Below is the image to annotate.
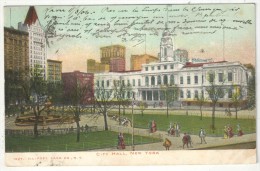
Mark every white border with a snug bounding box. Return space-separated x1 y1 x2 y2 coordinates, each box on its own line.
0 0 259 171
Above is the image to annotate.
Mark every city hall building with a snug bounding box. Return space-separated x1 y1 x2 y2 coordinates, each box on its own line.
94 26 251 108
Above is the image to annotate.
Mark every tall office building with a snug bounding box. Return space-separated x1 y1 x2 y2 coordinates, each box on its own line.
4 27 29 76
100 45 126 65
18 6 47 79
47 59 62 82
130 54 158 70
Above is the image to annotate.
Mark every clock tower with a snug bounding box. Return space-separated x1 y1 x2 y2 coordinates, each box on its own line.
159 23 174 62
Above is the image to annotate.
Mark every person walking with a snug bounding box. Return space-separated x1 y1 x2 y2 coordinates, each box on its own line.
199 128 207 144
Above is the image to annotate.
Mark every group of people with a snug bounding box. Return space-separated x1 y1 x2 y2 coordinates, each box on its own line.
167 122 181 137
163 128 207 150
224 123 243 139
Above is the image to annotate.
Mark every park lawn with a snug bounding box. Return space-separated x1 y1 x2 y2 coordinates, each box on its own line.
125 114 256 136
6 131 160 152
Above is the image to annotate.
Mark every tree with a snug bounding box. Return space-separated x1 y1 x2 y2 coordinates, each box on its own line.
195 91 206 120
230 85 244 120
5 69 29 116
94 85 115 130
205 72 226 132
244 64 255 110
28 65 49 138
138 101 148 116
63 75 93 142
161 85 179 118
113 80 132 122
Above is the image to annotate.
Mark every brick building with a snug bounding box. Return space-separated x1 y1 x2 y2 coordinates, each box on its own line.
4 27 29 74
62 71 94 105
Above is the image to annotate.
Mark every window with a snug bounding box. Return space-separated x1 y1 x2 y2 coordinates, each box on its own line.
122 80 125 86
194 76 198 84
180 76 183 84
170 65 174 69
151 76 155 85
202 75 204 83
142 91 146 100
157 75 161 85
132 79 135 86
180 90 184 98
153 91 159 100
101 80 104 87
106 80 109 87
194 90 198 99
138 79 141 86
157 66 161 70
228 72 233 81
218 73 223 82
228 89 233 98
145 76 149 86
160 90 165 100
187 76 190 84
187 90 191 98
152 66 154 70
164 65 167 70
127 80 130 86
163 75 168 85
209 73 215 83
145 67 148 71
170 75 174 85
147 91 152 101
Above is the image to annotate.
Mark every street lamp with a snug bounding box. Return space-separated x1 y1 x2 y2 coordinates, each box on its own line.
132 94 135 151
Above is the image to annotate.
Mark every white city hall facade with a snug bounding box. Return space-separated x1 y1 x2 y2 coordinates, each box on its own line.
94 26 251 108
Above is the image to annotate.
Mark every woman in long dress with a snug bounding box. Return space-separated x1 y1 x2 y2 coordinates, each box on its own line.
117 133 125 149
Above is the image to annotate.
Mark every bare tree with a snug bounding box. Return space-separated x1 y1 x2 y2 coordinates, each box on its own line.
161 85 179 118
94 85 115 130
205 72 226 132
138 101 148 117
113 80 132 122
27 65 49 138
230 85 244 120
63 75 93 142
195 91 206 120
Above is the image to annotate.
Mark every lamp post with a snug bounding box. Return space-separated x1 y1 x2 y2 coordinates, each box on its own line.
132 95 135 151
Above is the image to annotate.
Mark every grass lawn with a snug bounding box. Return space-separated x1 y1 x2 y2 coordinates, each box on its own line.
6 131 160 152
124 114 256 136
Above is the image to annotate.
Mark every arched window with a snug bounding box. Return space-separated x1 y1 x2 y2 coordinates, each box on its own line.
151 76 155 86
170 75 174 85
145 76 149 86
157 75 161 85
163 75 168 85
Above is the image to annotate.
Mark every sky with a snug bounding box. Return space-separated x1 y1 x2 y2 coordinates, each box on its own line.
4 4 256 72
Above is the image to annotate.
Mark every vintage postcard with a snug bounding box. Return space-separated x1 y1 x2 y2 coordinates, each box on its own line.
2 1 257 167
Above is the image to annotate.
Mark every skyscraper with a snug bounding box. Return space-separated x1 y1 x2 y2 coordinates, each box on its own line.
18 6 47 79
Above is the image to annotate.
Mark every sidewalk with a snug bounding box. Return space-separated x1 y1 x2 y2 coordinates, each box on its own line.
93 128 256 151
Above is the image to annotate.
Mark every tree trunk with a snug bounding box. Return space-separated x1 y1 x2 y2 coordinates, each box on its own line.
118 104 121 125
167 103 169 118
200 106 203 120
235 107 238 120
103 111 108 130
123 106 125 115
76 120 80 142
33 108 39 138
212 104 216 133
